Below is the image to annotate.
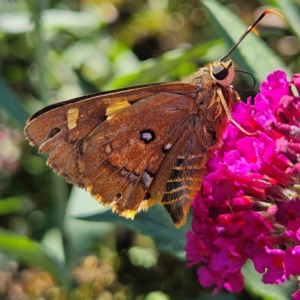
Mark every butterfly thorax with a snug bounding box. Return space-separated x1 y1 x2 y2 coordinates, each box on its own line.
182 59 233 111
181 60 234 152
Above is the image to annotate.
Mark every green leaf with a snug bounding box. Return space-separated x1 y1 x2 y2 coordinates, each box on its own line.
265 0 300 38
194 293 236 300
0 12 33 34
243 261 296 300
64 187 115 257
0 230 66 285
41 228 65 264
0 77 29 127
201 0 291 87
0 10 103 34
105 40 224 89
42 9 103 32
74 69 100 94
79 206 191 258
67 187 190 259
0 197 26 215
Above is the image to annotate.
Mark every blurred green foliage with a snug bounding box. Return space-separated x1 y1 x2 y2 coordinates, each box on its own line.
0 0 299 299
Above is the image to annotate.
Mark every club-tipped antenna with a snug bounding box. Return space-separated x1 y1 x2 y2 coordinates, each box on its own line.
219 9 283 62
231 69 256 92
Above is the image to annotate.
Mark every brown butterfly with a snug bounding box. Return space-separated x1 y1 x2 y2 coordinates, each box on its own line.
24 10 281 227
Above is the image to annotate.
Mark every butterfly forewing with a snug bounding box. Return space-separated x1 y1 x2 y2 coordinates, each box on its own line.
25 82 215 225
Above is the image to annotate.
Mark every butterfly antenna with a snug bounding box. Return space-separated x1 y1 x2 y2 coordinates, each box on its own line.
231 69 256 92
219 9 283 62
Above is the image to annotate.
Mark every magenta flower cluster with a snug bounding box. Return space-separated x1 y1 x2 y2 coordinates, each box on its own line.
185 71 300 299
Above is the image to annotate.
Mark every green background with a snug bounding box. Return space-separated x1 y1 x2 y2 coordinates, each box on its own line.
0 0 299 299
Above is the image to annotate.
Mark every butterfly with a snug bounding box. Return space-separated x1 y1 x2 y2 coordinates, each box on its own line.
24 10 281 227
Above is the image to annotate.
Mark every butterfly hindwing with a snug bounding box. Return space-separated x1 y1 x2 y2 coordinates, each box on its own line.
145 123 210 227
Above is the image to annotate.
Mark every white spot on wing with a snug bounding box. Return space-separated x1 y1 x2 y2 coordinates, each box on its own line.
141 132 153 142
163 143 172 151
141 171 153 189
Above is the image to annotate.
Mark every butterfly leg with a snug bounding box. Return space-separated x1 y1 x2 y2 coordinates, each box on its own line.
230 87 241 102
217 89 257 136
221 179 235 217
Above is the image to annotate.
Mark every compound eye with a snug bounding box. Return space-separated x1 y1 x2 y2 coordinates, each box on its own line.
212 65 229 80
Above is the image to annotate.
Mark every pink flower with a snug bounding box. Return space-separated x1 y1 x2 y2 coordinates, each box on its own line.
185 71 300 299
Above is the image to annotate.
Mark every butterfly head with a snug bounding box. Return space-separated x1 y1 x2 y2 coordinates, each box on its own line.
210 60 234 87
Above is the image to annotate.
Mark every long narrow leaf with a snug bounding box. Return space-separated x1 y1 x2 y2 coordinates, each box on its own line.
202 0 291 87
105 40 224 90
0 230 66 285
0 78 28 127
0 197 25 215
261 0 300 38
243 261 295 300
67 188 189 258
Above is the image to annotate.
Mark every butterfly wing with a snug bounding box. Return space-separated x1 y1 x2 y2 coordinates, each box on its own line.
25 84 189 186
25 83 211 226
148 124 210 227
